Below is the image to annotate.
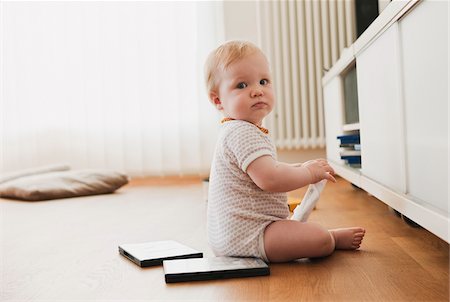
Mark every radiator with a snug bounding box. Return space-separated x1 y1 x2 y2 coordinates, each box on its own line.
257 0 356 149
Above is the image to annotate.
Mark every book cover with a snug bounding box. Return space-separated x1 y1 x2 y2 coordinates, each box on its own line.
119 240 203 267
163 257 270 283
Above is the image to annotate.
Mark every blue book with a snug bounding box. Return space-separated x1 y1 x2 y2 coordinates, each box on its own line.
341 155 361 164
337 134 360 144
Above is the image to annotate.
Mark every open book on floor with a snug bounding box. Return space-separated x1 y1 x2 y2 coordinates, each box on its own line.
119 240 203 267
163 256 270 283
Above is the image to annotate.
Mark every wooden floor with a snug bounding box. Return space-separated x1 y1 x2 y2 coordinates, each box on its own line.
1 176 448 301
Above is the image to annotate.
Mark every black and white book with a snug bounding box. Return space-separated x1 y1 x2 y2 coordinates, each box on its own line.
119 240 203 267
339 143 361 151
163 257 270 283
339 150 361 156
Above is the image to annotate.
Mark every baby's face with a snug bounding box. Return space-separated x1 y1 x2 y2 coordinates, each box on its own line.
213 51 274 126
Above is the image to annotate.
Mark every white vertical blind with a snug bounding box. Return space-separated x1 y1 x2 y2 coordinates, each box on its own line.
0 2 223 177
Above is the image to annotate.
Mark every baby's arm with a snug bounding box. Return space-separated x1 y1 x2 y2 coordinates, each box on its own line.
247 156 336 192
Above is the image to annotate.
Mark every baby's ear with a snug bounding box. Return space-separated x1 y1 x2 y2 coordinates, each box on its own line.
209 91 223 110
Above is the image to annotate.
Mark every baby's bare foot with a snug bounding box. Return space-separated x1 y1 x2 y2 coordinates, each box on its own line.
329 227 365 250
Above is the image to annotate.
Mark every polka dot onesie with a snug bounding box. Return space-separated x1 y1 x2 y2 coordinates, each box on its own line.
207 120 289 261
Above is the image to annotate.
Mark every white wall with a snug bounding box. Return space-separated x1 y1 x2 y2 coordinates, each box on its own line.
223 1 259 43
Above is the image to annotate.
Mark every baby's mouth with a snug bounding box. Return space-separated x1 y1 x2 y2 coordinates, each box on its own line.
252 102 268 108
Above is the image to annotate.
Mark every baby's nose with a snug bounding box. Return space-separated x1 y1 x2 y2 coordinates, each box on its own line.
251 89 263 97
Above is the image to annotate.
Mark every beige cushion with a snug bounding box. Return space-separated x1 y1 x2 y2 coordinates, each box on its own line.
0 169 129 201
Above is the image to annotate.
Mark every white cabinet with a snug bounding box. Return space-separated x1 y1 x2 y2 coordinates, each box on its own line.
322 0 449 242
323 77 345 165
356 23 405 194
399 0 448 214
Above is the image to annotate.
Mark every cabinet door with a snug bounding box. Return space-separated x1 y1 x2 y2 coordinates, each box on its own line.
356 24 405 193
399 0 448 214
323 77 344 165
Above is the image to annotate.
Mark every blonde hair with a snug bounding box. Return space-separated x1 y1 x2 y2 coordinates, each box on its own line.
204 40 265 93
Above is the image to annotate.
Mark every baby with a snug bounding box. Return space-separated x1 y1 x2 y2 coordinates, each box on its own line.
205 40 365 263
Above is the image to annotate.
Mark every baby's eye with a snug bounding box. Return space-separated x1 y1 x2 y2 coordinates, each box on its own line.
260 79 269 85
236 82 247 89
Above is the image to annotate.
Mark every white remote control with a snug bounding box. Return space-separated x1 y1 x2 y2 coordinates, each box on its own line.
291 179 327 222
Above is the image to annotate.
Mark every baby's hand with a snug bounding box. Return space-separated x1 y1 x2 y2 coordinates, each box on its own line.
302 159 336 183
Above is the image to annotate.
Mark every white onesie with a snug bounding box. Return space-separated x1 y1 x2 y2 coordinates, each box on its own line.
207 120 289 261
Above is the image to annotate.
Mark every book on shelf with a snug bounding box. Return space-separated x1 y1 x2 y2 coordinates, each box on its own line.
340 150 361 156
337 133 361 168
337 134 360 144
347 163 362 169
340 155 361 165
340 143 361 151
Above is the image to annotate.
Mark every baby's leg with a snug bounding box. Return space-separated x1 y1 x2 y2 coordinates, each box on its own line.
264 220 365 263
